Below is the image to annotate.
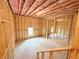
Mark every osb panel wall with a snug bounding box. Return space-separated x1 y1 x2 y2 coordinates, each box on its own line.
45 14 77 46
0 0 15 59
55 15 72 35
47 14 76 37
38 14 77 39
14 15 43 41
69 10 79 59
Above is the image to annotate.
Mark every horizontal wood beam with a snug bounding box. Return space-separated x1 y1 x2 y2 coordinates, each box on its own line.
18 0 25 15
40 2 79 16
29 0 58 16
25 0 46 16
21 0 35 15
37 5 79 18
32 7 78 19
33 0 74 16
37 47 74 53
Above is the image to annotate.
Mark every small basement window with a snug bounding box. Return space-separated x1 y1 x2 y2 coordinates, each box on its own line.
51 27 54 32
28 27 33 36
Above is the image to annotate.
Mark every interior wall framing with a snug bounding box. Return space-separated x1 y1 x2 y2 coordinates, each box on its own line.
0 0 15 59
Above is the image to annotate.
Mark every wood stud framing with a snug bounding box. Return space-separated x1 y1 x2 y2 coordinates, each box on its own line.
36 47 74 59
0 0 15 59
8 0 79 19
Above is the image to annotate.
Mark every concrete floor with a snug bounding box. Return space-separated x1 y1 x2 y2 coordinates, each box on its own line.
14 37 67 59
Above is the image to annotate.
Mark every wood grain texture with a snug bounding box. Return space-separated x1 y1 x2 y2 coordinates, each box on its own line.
0 0 15 59
70 9 79 59
37 47 74 59
14 15 44 41
9 0 79 19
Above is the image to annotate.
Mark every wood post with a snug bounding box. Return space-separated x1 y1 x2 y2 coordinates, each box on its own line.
69 10 79 59
37 52 39 59
53 19 56 35
46 19 49 39
41 52 44 59
49 51 53 59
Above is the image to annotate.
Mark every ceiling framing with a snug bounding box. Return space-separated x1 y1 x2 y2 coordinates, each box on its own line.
8 0 79 19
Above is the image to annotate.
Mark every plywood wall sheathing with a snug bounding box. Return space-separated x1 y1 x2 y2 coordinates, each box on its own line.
0 0 15 59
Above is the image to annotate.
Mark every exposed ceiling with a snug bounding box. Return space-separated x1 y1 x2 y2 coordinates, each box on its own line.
9 0 79 19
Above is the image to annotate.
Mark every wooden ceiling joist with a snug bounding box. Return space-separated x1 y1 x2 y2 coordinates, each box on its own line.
34 0 78 16
8 0 79 19
25 0 46 16
33 0 71 16
44 7 79 18
9 0 19 14
33 5 78 19
18 0 25 15
39 2 79 16
29 0 58 16
21 0 35 15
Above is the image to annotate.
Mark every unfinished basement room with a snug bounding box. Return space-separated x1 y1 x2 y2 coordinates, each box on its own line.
0 0 79 59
